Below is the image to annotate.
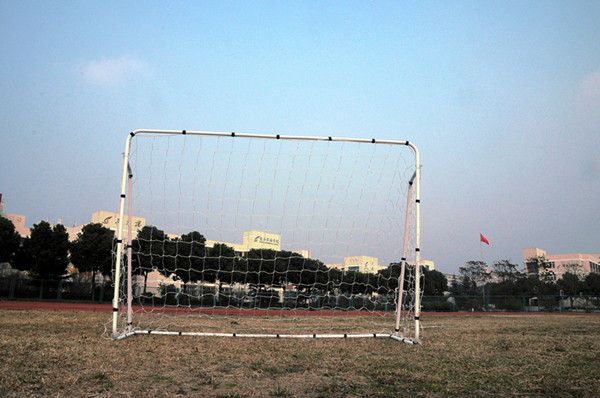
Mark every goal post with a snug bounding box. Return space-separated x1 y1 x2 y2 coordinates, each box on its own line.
111 129 422 343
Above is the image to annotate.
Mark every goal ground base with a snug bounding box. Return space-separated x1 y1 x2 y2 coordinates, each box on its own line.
114 330 419 344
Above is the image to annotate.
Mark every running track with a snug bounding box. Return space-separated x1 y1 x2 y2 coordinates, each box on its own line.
1 300 596 317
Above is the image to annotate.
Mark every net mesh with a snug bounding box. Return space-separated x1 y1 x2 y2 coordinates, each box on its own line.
112 133 419 339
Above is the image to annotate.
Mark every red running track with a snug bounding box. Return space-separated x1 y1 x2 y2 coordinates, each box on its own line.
1 300 597 317
0 300 389 316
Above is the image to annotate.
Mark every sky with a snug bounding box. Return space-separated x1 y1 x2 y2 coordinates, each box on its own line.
1 1 599 273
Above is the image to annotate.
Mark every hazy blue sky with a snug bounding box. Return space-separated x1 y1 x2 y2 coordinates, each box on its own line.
1 1 599 273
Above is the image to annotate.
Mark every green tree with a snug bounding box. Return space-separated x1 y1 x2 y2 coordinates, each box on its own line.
242 249 279 290
563 263 584 279
172 231 207 284
557 272 584 309
232 249 331 307
13 240 33 272
377 263 446 296
17 221 70 279
131 225 168 294
584 273 600 295
487 260 528 296
422 269 448 295
375 262 415 296
70 223 115 299
492 259 524 282
456 260 491 295
210 243 236 284
459 261 491 285
0 216 21 264
557 272 582 296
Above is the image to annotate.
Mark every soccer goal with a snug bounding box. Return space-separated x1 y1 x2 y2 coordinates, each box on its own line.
110 129 423 344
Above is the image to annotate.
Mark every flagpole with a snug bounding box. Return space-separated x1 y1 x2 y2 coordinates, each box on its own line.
480 240 484 263
479 233 490 311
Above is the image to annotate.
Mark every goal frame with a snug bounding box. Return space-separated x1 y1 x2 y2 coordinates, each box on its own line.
111 129 422 343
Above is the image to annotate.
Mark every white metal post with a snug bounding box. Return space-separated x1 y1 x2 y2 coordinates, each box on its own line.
126 163 133 330
412 146 422 341
111 135 133 337
395 172 416 335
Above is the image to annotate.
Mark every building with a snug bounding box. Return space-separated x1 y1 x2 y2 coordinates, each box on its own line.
444 273 458 286
523 247 600 281
206 230 310 258
5 213 29 237
421 260 436 271
328 257 436 275
327 256 386 274
206 229 281 252
0 194 29 237
91 210 146 239
64 224 84 240
60 210 147 241
291 249 311 259
135 270 183 297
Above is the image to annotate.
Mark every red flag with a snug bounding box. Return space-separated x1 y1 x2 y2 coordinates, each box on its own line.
480 233 490 245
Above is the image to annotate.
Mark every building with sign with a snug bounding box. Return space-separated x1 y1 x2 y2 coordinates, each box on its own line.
61 210 147 241
242 230 281 250
91 210 146 237
206 230 310 258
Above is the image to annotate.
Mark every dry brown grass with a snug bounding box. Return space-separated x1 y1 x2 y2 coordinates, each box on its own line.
1 309 599 397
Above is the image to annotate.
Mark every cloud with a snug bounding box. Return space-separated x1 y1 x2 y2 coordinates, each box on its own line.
82 56 149 85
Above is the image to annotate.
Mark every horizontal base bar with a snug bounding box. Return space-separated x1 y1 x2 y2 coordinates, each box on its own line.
114 329 418 344
114 330 136 340
390 334 419 345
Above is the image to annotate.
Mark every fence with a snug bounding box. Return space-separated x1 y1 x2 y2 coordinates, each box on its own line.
0 276 113 302
1 276 599 312
422 294 600 312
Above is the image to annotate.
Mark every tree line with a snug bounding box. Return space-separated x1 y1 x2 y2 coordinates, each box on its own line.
0 216 448 298
130 225 447 296
4 215 599 300
451 259 600 297
1 217 114 296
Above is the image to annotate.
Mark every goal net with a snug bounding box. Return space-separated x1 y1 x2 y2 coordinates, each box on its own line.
110 129 422 343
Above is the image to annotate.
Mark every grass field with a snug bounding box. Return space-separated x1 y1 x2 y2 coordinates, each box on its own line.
1 308 599 397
